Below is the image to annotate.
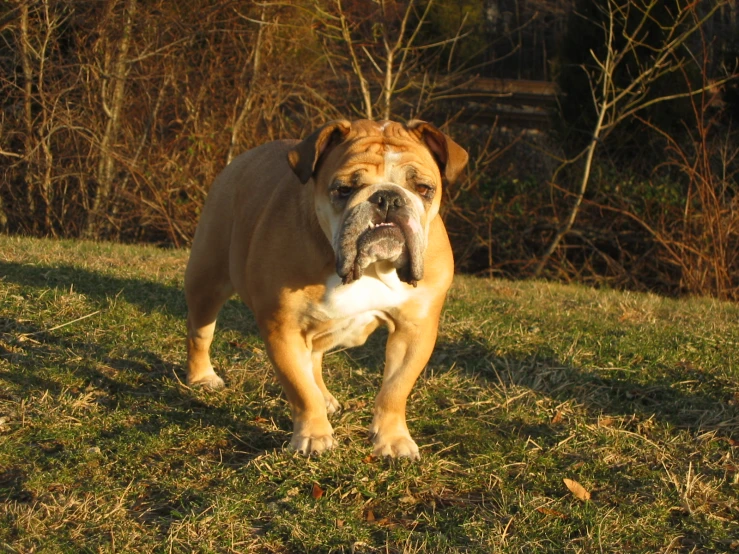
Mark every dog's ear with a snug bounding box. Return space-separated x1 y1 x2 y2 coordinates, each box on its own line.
406 120 469 184
288 120 352 184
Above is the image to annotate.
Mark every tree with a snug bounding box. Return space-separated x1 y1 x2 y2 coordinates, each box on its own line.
535 0 734 277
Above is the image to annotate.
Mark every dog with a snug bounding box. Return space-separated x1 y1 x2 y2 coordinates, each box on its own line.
184 119 468 459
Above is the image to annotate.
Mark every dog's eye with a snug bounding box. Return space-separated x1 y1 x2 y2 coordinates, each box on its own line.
416 183 435 199
335 185 353 199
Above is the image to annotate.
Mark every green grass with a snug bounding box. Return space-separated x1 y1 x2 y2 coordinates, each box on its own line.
0 234 737 553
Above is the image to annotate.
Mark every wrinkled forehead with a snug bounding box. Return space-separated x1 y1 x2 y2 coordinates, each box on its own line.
330 121 440 178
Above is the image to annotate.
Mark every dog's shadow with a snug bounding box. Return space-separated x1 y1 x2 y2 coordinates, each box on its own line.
0 260 276 460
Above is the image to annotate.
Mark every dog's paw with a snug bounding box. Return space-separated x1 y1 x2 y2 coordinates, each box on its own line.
369 416 420 460
324 393 341 415
289 432 336 456
371 433 420 460
187 371 225 390
289 416 335 456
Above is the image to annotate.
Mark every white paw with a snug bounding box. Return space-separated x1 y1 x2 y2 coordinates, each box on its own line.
289 432 336 456
187 371 225 390
372 434 420 460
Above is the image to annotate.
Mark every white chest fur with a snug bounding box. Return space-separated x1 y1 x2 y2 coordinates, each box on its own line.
320 264 408 319
309 263 409 350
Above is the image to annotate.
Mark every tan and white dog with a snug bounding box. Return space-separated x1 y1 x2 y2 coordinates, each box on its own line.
184 119 468 459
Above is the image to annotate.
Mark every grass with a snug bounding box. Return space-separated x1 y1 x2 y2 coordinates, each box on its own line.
0 234 737 553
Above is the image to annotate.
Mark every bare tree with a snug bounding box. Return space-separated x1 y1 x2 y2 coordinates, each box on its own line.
535 0 731 276
315 0 470 121
14 0 72 235
87 0 137 237
227 6 268 165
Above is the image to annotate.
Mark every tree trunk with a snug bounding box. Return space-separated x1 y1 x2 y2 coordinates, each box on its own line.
19 1 36 231
87 0 136 238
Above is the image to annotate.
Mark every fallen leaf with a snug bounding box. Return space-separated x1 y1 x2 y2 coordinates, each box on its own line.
563 478 591 501
336 519 344 528
362 455 375 464
311 483 324 499
536 507 566 518
599 417 615 427
551 411 563 424
366 509 375 522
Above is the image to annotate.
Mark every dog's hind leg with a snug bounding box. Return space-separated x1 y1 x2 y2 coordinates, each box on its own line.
184 260 234 389
311 352 340 414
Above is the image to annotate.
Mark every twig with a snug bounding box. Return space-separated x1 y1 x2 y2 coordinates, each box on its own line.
18 310 101 337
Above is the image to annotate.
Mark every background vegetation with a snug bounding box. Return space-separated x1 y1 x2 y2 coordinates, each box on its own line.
1 0 738 298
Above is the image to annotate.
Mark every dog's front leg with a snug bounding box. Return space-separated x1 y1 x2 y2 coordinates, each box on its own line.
369 310 441 460
265 330 335 455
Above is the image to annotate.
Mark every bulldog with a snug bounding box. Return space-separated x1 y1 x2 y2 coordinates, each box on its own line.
184 119 468 459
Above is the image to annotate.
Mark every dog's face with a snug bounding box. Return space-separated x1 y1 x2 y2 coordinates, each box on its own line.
288 120 468 286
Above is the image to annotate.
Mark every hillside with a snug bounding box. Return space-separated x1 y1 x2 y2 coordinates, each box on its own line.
1 235 737 552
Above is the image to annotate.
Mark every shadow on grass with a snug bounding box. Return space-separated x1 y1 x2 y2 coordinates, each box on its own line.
0 261 285 474
0 260 259 337
2 257 735 445
431 333 738 440
0 315 279 449
0 313 286 544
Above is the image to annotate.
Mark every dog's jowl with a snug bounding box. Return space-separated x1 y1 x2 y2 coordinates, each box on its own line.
184 119 468 459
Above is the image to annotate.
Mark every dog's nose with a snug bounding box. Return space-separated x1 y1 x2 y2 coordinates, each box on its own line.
368 189 406 213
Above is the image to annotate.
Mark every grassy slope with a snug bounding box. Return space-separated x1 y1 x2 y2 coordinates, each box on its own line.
0 235 737 553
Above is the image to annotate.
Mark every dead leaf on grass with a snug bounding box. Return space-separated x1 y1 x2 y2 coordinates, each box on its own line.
536 507 566 518
311 483 324 499
563 478 591 501
551 411 563 424
365 509 375 522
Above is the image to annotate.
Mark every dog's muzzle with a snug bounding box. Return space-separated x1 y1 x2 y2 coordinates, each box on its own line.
335 187 425 286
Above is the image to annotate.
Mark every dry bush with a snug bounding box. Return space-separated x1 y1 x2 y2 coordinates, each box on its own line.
1 0 737 301
579 15 739 300
628 98 738 298
0 0 336 244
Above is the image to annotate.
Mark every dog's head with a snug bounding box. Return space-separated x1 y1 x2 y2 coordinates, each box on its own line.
287 119 468 286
